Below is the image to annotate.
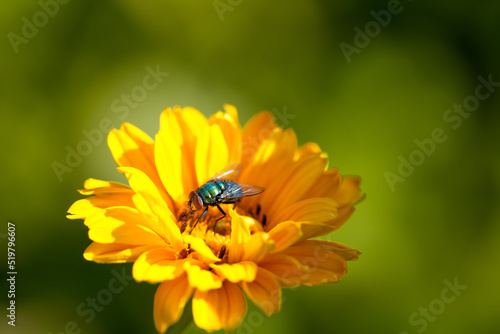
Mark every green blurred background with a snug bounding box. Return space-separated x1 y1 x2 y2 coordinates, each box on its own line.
1 1 500 333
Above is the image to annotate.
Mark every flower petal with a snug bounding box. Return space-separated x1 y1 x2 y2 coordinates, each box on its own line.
160 106 208 165
87 207 166 246
184 260 223 291
155 129 190 203
334 176 364 206
325 205 355 231
294 142 322 159
239 267 281 316
222 104 240 128
210 261 258 283
193 281 246 332
324 177 364 231
195 122 229 185
83 242 156 263
241 111 277 167
262 152 327 223
281 240 350 285
300 174 363 232
258 253 309 287
183 235 221 264
67 192 136 219
242 232 275 263
294 222 336 243
269 197 342 242
107 122 160 185
154 274 194 334
158 106 208 200
269 197 338 231
78 178 132 195
239 128 297 211
306 240 361 261
209 105 242 165
227 209 251 264
133 247 186 283
118 166 183 251
267 221 303 252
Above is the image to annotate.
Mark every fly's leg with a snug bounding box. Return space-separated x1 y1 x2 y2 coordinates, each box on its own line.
214 202 237 223
190 207 208 233
215 204 227 223
180 208 194 221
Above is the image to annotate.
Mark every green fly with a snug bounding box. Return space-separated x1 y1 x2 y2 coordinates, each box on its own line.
185 164 264 232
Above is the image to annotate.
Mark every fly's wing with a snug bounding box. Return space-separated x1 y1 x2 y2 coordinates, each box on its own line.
239 183 265 197
210 164 242 181
218 182 265 203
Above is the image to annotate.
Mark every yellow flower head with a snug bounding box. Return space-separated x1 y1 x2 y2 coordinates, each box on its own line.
68 105 363 333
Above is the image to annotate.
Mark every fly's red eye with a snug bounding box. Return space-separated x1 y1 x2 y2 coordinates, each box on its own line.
193 195 203 210
189 191 194 199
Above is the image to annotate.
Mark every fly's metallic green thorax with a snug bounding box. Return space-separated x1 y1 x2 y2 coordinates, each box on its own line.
196 180 230 205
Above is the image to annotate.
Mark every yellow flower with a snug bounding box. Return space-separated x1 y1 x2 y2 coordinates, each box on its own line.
67 105 363 333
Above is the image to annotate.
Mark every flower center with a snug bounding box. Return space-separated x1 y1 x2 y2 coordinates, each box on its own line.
177 203 266 261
